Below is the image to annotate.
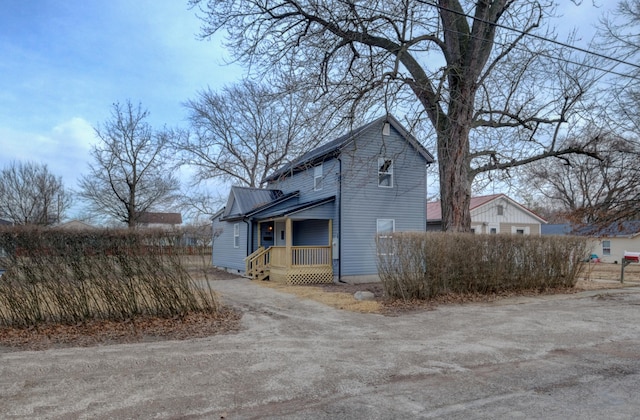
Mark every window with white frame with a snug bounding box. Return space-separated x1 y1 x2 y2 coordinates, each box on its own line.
511 226 530 235
378 158 393 187
602 240 611 256
497 204 504 216
314 164 323 191
377 219 395 254
233 223 240 248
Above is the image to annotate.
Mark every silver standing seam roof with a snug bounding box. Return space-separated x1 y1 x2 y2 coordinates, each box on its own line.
264 114 435 183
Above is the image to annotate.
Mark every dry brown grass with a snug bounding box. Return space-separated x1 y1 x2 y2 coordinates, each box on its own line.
256 262 640 314
579 261 640 281
257 281 383 313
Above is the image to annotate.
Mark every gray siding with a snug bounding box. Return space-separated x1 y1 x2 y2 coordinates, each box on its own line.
212 215 248 272
288 201 335 220
293 219 331 246
269 158 340 203
339 122 427 276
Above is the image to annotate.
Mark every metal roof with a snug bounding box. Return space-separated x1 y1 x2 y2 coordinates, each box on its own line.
221 187 299 221
223 186 284 218
573 220 640 238
264 115 434 182
250 196 336 220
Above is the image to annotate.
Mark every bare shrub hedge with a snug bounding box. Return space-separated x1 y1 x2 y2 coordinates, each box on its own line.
377 232 588 300
0 227 219 327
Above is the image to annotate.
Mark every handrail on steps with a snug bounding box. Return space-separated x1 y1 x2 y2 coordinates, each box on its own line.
245 246 271 279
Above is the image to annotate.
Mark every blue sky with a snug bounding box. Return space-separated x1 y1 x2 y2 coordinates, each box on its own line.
0 1 616 218
0 0 240 213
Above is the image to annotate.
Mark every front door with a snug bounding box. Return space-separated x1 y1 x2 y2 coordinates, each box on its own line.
274 220 286 246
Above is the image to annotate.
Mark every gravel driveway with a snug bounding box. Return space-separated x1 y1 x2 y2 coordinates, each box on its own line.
2 278 640 419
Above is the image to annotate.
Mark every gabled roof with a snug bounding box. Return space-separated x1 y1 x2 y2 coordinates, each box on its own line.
426 194 546 223
221 186 300 221
137 212 182 225
264 114 435 182
574 220 640 238
223 186 284 218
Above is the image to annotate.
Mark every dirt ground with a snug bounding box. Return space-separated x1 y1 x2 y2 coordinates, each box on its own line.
1 262 637 352
3 274 640 419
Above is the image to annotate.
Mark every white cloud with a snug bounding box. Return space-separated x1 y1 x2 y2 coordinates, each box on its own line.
0 117 96 188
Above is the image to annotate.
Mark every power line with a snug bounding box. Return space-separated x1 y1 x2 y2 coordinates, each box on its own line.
349 1 640 78
430 1 640 72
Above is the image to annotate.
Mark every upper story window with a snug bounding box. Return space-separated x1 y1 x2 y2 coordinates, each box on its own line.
378 158 393 188
497 205 504 216
314 164 323 191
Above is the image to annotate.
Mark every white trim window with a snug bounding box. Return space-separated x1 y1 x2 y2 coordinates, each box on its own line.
314 164 323 191
602 240 611 256
377 218 395 255
233 223 240 248
378 158 393 187
511 226 530 235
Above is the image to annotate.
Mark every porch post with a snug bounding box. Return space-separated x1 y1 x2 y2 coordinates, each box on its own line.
328 219 333 260
285 218 292 268
257 222 261 248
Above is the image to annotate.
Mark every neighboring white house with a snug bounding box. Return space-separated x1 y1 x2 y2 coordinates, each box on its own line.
56 220 97 230
571 221 640 264
136 212 183 230
426 194 547 235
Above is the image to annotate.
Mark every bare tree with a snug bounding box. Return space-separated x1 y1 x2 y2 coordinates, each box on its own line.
522 133 640 225
174 79 337 188
0 161 71 225
79 101 180 228
177 185 226 224
190 0 603 231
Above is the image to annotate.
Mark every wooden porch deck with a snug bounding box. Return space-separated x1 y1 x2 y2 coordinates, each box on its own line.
245 246 333 284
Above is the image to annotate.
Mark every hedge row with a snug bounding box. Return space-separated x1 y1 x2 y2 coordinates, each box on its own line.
0 227 218 327
377 232 588 300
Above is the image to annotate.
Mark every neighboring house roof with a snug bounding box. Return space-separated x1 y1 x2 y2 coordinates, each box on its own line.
426 193 547 223
0 218 12 226
264 114 435 182
574 220 640 238
137 212 182 225
56 220 96 230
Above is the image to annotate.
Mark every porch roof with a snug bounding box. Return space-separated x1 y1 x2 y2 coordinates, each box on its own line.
252 196 336 221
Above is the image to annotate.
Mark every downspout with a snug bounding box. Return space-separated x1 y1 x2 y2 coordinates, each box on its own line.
244 218 252 257
337 156 345 283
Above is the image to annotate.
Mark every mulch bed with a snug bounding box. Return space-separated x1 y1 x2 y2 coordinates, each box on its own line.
0 308 242 352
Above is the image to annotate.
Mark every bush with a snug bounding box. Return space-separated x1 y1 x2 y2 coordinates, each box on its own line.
377 232 588 300
0 226 219 327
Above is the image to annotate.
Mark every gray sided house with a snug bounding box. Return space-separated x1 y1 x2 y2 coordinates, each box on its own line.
211 115 435 284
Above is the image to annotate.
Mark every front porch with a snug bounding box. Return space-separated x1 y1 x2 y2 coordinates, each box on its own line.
245 218 333 284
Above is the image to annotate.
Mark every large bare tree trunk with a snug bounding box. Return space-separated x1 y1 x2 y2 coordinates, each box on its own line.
437 87 475 232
